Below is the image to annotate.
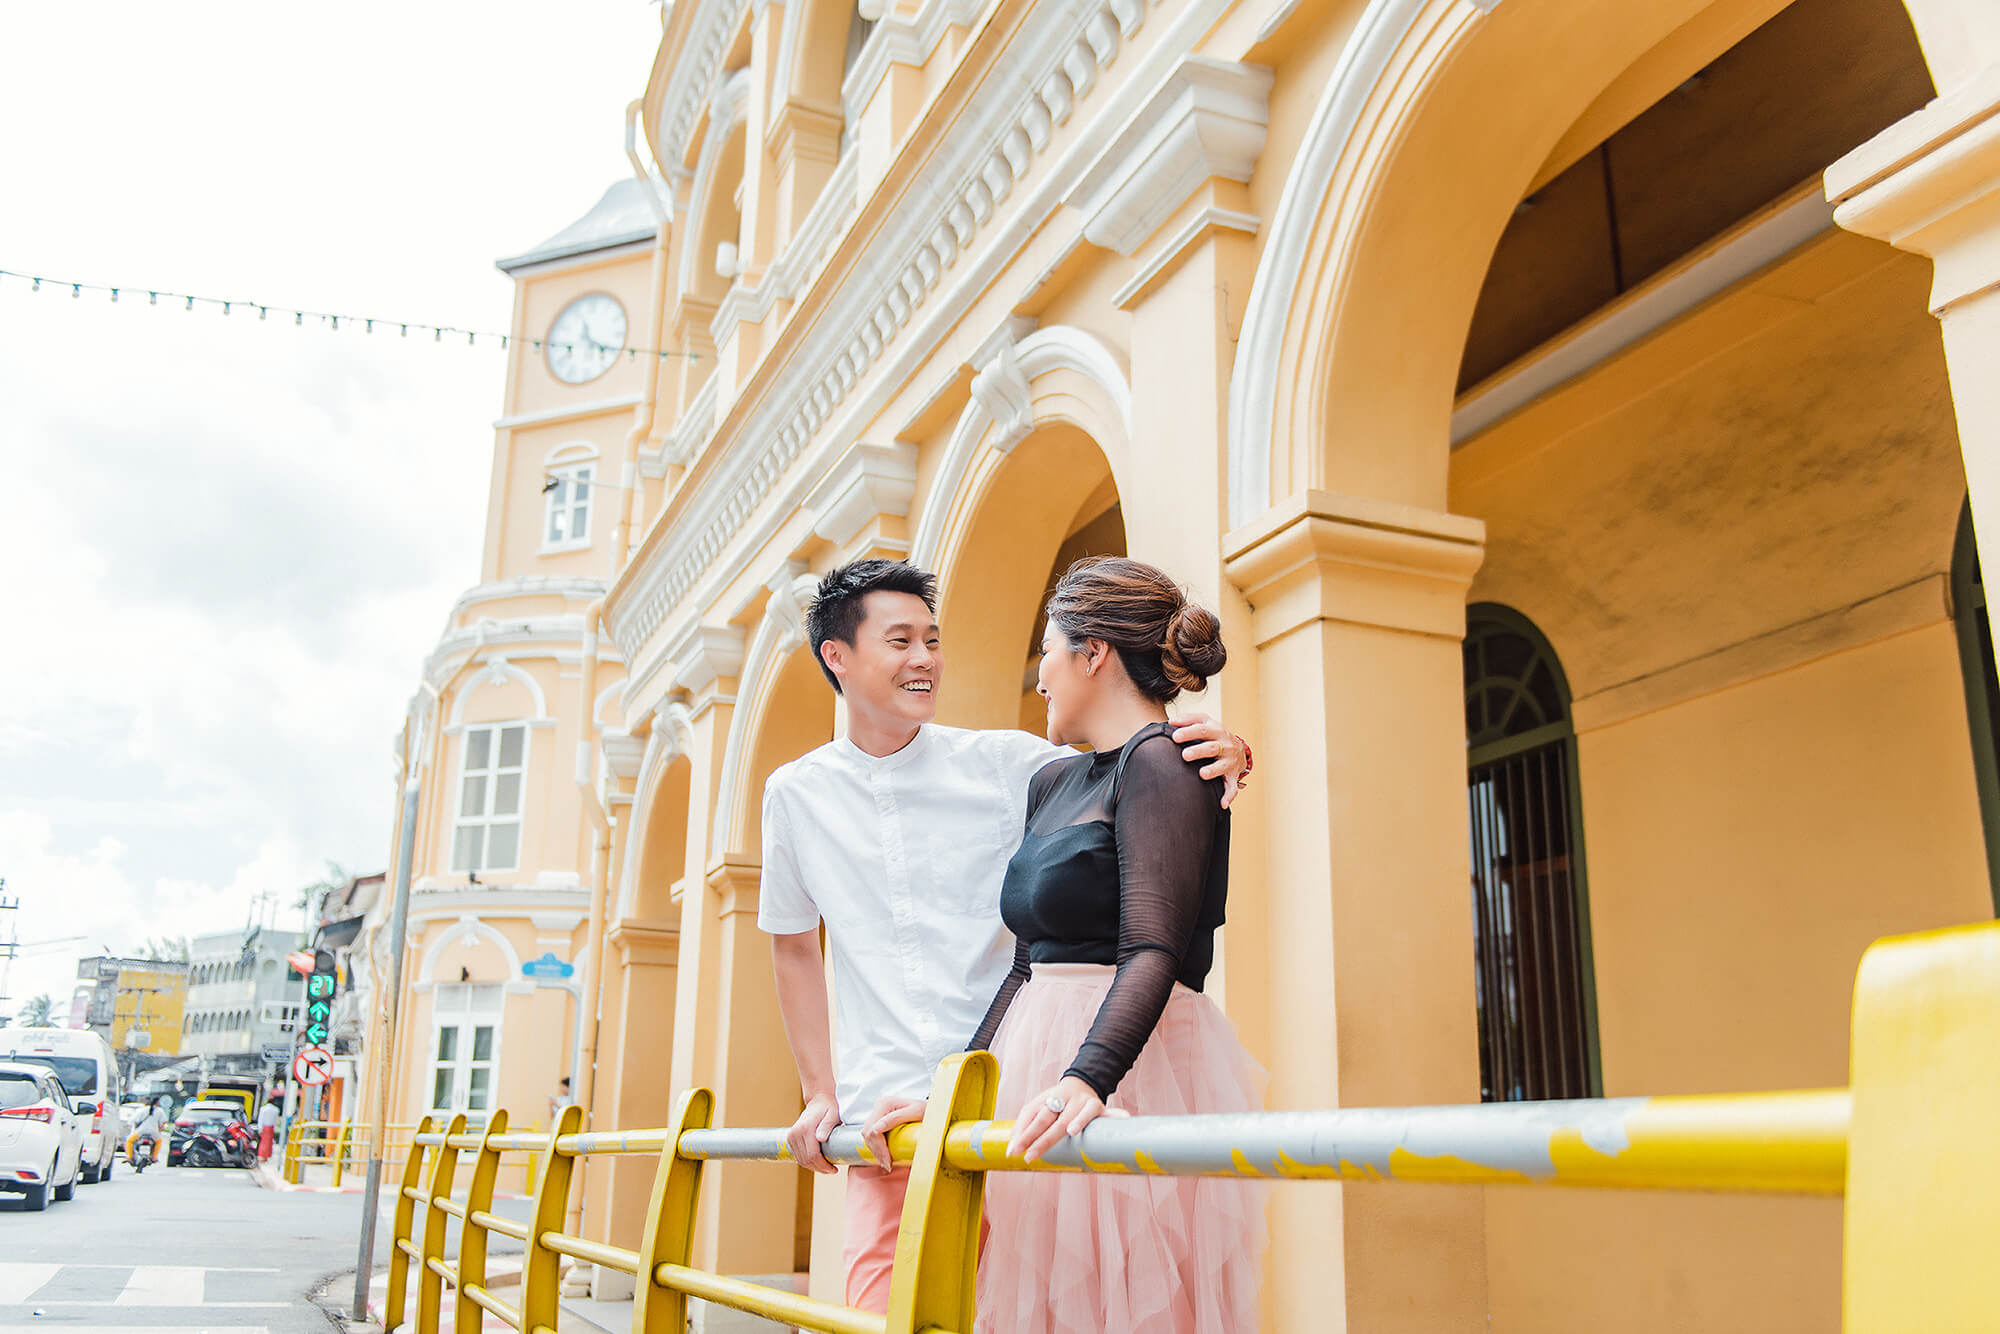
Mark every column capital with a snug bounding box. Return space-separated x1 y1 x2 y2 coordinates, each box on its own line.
705 855 762 918
1828 70 2000 315
606 919 680 968
1224 491 1485 646
804 440 918 549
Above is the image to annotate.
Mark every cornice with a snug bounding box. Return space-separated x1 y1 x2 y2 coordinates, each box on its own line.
1827 70 2000 315
606 0 1226 664
448 576 609 622
423 614 624 687
654 0 750 171
493 394 643 433
1069 54 1272 256
840 0 993 130
1223 491 1486 646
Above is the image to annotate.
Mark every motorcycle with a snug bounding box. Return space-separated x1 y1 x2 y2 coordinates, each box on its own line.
182 1119 256 1169
129 1134 158 1174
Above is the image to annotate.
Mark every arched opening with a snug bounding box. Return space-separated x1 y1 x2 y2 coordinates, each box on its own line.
631 756 693 920
1463 605 1598 1103
1424 1 1986 1328
934 423 1127 735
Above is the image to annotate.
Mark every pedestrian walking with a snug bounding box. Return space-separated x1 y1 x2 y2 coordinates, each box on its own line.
256 1096 281 1161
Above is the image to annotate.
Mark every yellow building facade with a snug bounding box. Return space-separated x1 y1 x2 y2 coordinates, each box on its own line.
378 0 2000 1326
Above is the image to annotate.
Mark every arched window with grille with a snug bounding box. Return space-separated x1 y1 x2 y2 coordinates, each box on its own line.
1950 500 2000 915
1464 604 1601 1101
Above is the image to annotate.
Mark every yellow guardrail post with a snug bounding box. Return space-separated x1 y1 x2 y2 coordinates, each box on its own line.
519 1103 585 1333
1845 919 2000 1331
282 1122 301 1184
632 1089 714 1334
384 1114 435 1334
884 1052 998 1334
331 1123 351 1188
457 1110 508 1334
415 1113 467 1334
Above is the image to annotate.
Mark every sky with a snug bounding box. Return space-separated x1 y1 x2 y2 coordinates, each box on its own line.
0 2 664 1020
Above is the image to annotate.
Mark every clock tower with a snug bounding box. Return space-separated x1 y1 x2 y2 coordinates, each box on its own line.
373 177 663 1159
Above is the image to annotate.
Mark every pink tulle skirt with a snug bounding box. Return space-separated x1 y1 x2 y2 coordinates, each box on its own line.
976 964 1268 1334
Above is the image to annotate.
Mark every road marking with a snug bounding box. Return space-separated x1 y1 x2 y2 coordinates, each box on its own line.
0 1266 58 1304
114 1265 207 1306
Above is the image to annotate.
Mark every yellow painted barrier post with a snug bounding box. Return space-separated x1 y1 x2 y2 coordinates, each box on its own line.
415 1113 467 1334
518 1103 585 1333
457 1110 508 1334
884 1052 999 1334
385 1115 435 1334
1844 919 2000 1332
632 1088 714 1334
282 1123 301 1184
333 1123 354 1189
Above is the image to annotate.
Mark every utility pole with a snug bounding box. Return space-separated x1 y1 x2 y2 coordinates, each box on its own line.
351 775 420 1321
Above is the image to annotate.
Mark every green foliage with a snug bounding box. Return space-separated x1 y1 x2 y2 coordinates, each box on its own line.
18 994 54 1027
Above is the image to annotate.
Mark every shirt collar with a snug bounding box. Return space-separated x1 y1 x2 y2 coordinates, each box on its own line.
837 722 933 772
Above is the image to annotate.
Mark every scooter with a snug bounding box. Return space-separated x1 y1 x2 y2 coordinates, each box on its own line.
129 1133 158 1173
182 1120 256 1169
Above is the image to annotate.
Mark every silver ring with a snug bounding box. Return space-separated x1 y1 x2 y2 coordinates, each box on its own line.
1044 1095 1067 1115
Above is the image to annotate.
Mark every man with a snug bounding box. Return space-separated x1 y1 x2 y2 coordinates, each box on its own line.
127 1096 170 1164
255 1096 281 1161
549 1075 571 1123
760 559 1249 1312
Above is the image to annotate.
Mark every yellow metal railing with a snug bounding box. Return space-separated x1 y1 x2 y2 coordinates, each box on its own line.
383 920 2000 1332
284 1120 539 1191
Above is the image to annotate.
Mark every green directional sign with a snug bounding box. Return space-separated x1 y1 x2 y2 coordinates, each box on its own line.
306 998 333 1024
302 1021 331 1045
300 948 339 1048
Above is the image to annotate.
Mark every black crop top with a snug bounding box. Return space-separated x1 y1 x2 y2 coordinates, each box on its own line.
967 721 1230 1099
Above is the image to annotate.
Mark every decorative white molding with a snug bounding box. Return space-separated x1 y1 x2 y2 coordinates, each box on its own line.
492 394 642 433
424 614 623 689
1226 0 1503 529
762 560 818 655
544 440 601 467
911 323 1134 565
711 149 863 357
448 576 609 621
1070 55 1272 256
649 375 720 475
445 655 552 726
667 621 748 693
805 440 920 546
416 913 529 992
840 0 991 130
601 729 648 784
1110 204 1260 309
679 68 755 302
609 0 1233 667
654 0 752 174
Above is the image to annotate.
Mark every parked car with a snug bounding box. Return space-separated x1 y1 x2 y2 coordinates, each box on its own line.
0 1028 123 1183
0 1060 85 1210
167 1100 246 1167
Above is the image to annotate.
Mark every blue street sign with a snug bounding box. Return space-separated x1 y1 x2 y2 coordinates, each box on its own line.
522 951 576 981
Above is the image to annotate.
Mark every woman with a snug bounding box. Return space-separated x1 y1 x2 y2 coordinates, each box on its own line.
970 556 1265 1334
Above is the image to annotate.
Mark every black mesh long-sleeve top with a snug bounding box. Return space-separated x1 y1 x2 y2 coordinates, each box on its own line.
968 721 1230 1099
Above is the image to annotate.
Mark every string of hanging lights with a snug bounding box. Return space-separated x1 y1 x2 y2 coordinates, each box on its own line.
0 267 698 362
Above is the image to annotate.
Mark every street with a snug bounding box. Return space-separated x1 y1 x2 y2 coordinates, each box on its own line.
0 1163 364 1333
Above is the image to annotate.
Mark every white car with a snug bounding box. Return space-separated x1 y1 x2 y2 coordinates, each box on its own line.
1 1028 123 1183
0 1061 85 1211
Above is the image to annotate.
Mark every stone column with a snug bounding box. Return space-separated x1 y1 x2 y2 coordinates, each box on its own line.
1829 72 2000 578
1223 493 1490 1333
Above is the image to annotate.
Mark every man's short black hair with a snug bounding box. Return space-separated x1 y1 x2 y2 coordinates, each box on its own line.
805 559 939 694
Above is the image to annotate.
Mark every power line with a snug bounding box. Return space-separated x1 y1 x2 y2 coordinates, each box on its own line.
0 267 698 362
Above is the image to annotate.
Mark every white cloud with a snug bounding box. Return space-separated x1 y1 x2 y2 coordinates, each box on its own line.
0 0 662 1019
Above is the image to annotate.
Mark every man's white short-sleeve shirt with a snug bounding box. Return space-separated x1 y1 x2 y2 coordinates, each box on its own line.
759 724 1066 1124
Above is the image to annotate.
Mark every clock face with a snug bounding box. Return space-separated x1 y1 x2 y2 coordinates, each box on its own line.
545 293 627 384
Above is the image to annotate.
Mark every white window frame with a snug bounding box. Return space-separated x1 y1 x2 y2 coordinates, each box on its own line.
541 462 595 552
451 723 527 873
428 982 503 1119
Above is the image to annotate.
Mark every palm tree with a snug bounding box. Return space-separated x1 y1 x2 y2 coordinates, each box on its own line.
141 936 193 963
18 994 54 1027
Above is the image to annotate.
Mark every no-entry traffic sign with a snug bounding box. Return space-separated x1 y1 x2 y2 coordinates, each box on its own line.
292 1045 334 1086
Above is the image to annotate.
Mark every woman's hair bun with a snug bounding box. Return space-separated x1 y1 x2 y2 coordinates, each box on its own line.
1161 602 1225 694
